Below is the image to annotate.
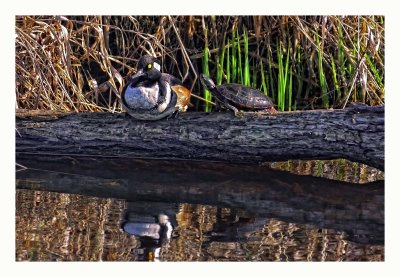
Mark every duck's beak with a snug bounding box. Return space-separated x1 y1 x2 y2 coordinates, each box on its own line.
129 69 147 85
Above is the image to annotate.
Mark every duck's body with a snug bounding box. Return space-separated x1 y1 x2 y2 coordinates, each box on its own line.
121 56 191 120
200 74 276 115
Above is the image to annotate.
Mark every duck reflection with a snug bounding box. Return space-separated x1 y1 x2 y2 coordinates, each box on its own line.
120 201 270 261
121 202 177 261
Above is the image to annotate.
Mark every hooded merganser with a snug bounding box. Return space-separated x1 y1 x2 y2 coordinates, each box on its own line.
121 201 175 261
121 55 191 120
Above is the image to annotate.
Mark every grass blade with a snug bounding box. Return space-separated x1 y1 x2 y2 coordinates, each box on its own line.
243 27 250 86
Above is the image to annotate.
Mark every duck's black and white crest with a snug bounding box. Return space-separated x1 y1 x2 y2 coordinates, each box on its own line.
121 55 190 120
137 55 161 74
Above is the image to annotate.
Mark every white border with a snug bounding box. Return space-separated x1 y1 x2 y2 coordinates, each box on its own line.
3 1 399 276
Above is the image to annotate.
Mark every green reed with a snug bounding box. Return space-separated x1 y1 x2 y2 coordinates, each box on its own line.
277 42 290 111
337 22 347 102
259 59 267 94
330 55 340 104
315 32 329 109
226 38 230 83
236 28 243 84
198 16 383 113
216 38 226 86
216 26 251 87
243 27 250 86
288 68 293 112
231 30 237 83
202 40 212 112
364 53 384 90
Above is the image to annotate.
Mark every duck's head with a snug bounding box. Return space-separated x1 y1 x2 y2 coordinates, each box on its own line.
131 55 162 83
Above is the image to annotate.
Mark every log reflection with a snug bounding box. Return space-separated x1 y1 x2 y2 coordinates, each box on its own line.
16 157 384 261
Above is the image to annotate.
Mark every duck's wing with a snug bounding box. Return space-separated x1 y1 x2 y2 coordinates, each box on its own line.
161 73 191 112
171 85 191 112
161 73 182 86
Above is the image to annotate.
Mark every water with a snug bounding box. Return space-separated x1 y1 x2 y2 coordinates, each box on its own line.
15 157 384 261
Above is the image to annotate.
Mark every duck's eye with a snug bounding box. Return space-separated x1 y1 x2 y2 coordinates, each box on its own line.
147 63 152 69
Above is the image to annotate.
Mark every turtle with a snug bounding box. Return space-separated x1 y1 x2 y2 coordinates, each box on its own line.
121 55 191 120
200 74 276 115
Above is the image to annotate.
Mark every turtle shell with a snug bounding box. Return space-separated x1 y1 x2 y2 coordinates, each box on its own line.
215 83 274 110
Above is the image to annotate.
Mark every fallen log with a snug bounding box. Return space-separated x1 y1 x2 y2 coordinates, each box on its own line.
15 106 384 170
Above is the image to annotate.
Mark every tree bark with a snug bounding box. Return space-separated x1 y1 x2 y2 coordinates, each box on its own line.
15 106 384 170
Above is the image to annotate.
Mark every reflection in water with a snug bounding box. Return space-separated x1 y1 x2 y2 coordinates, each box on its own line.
16 189 384 261
121 202 175 261
268 159 384 184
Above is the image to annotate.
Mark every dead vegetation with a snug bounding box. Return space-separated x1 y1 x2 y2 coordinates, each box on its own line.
15 16 384 112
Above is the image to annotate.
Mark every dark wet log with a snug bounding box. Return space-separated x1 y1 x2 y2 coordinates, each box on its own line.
15 106 384 170
16 157 384 244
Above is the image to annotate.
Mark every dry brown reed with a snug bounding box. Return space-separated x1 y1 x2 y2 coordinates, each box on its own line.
15 16 384 112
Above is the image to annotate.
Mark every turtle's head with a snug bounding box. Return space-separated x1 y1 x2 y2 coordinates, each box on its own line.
200 74 216 90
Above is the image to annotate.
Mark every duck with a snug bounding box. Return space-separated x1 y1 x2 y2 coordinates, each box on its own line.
121 55 191 120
